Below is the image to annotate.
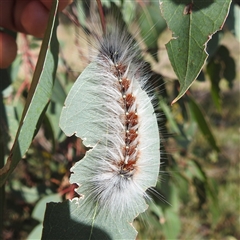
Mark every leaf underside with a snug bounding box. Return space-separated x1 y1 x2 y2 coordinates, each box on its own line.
48 62 160 239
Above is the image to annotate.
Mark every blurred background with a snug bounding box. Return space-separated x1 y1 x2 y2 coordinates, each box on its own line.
1 0 239 239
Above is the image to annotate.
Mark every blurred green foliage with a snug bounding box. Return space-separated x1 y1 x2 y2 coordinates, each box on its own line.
1 0 239 239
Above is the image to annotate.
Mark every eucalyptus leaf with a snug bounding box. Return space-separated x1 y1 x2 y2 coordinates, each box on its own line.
51 77 67 105
122 0 136 24
5 105 19 147
58 61 160 239
139 3 166 60
9 54 22 82
207 57 222 111
159 0 232 103
218 45 236 88
59 63 110 147
32 194 62 222
185 160 207 182
234 4 240 41
46 102 64 141
0 0 59 186
207 44 236 111
162 184 181 239
188 95 219 152
27 224 43 240
159 99 181 135
42 200 124 240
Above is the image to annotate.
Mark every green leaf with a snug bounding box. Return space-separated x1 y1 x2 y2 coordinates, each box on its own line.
42 200 136 240
234 4 240 41
206 57 222 111
186 160 207 182
60 63 108 146
9 54 22 82
193 177 207 207
173 171 189 204
206 31 221 59
207 45 236 110
51 77 67 105
27 224 43 240
5 105 19 147
188 95 220 152
101 0 121 8
218 45 236 88
225 3 240 41
139 2 166 60
159 0 232 103
46 102 64 141
122 0 136 24
19 186 40 203
58 61 160 239
206 178 220 224
161 184 181 239
159 99 181 135
32 194 62 222
0 0 59 186
46 76 67 141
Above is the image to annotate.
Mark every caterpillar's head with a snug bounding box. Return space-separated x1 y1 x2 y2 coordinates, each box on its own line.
98 42 123 65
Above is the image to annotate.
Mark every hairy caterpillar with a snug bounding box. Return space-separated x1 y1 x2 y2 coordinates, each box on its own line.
59 5 161 236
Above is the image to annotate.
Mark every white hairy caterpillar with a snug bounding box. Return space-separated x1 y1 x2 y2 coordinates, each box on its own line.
59 5 161 233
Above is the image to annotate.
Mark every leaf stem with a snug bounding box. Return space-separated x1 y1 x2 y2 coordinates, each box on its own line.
96 0 106 34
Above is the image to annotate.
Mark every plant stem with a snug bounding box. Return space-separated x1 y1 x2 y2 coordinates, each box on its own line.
96 0 106 34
